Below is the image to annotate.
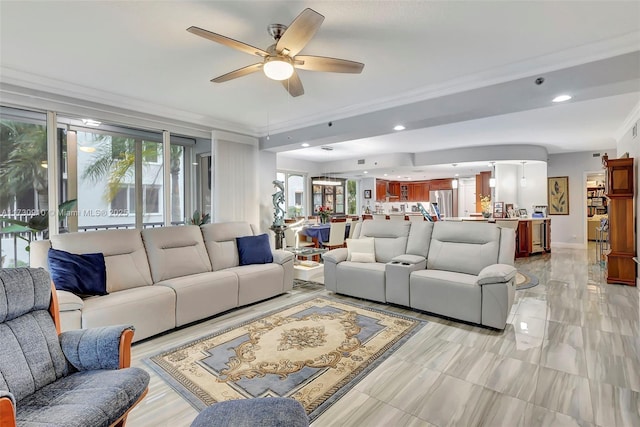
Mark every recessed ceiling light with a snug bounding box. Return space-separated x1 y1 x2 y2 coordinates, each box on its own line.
363 171 368 174
393 125 405 131
301 143 310 147
397 175 401 178
552 94 572 103
383 173 388 177
192 162 199 165
81 119 102 127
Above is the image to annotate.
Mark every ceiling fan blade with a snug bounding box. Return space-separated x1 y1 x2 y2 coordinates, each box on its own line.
211 63 263 83
295 55 364 73
187 26 268 57
276 8 324 57
281 70 304 97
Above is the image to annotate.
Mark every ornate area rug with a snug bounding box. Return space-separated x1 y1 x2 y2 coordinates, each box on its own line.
516 270 539 290
145 297 425 421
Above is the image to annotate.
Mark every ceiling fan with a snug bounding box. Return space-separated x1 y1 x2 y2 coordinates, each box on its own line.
187 8 364 97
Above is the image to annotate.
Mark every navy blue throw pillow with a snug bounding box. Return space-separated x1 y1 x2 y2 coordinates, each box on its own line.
236 234 273 266
48 248 108 296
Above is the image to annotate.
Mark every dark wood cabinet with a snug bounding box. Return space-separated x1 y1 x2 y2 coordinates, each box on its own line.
516 219 551 258
376 180 387 201
603 156 636 286
475 171 492 211
311 178 345 214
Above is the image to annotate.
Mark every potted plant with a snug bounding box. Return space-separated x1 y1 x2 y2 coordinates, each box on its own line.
480 195 492 218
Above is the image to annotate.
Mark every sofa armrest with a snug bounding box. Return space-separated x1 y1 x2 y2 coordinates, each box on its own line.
272 249 294 265
0 391 15 427
322 248 348 264
391 254 426 265
60 325 135 371
57 290 84 312
476 264 517 285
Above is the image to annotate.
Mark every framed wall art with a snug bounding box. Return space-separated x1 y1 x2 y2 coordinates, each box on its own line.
364 189 372 199
548 176 569 215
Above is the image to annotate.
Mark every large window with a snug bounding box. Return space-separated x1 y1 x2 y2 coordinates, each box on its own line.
277 171 307 218
0 108 48 267
59 119 190 230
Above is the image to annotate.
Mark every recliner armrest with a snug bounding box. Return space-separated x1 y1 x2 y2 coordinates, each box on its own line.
272 249 294 265
390 254 426 265
476 264 517 285
322 248 348 264
0 391 16 427
60 325 135 371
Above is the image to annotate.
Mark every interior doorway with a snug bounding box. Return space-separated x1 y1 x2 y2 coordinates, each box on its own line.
586 172 607 243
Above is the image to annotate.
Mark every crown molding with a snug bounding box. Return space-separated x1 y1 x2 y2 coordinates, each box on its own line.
615 100 640 141
0 67 259 137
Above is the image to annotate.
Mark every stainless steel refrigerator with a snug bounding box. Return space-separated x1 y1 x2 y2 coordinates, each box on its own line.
429 190 453 220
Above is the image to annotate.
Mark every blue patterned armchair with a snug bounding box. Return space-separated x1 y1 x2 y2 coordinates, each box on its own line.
0 268 150 427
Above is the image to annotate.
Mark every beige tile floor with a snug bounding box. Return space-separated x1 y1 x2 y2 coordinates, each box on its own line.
126 245 639 426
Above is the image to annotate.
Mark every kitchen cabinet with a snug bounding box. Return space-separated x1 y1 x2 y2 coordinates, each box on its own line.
603 155 635 286
516 219 551 258
376 180 387 201
389 182 401 199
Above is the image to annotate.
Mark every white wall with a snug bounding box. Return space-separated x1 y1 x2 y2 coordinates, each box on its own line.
615 107 639 285
258 151 277 235
547 150 615 247
360 177 376 213
495 164 518 208
518 162 547 212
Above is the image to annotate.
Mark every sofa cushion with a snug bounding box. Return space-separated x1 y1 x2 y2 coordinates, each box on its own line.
16 368 149 427
155 271 239 327
48 249 107 296
336 261 387 302
81 286 176 342
142 225 212 282
201 222 254 271
405 221 434 257
410 269 481 324
224 264 285 306
237 234 273 265
359 220 411 263
427 222 500 276
346 237 375 262
50 229 153 293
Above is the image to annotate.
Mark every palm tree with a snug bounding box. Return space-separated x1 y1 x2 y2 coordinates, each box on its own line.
81 136 183 222
0 119 48 211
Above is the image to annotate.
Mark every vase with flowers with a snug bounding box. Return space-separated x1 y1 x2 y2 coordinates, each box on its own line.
317 206 333 224
480 195 492 218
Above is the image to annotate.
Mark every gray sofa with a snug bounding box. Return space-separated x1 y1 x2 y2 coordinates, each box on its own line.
322 220 517 329
30 221 294 342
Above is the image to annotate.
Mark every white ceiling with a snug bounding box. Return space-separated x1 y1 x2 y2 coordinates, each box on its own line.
1 1 639 179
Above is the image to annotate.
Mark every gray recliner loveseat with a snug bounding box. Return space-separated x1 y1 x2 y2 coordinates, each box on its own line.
323 220 517 329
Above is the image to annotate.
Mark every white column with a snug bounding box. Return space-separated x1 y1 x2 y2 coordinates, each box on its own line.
46 111 59 236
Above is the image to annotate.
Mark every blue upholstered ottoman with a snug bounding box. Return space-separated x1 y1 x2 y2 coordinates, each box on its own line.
191 398 309 427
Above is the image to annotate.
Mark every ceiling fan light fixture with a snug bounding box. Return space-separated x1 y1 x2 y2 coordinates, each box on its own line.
263 57 294 80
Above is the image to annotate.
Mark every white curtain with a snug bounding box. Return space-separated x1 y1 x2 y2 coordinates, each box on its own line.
213 136 259 224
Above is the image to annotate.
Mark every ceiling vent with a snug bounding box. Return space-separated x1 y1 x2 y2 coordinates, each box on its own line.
592 153 600 157
321 146 333 151
357 159 365 165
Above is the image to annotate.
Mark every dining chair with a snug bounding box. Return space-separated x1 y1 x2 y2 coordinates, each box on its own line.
322 220 347 250
284 227 314 248
347 219 358 239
